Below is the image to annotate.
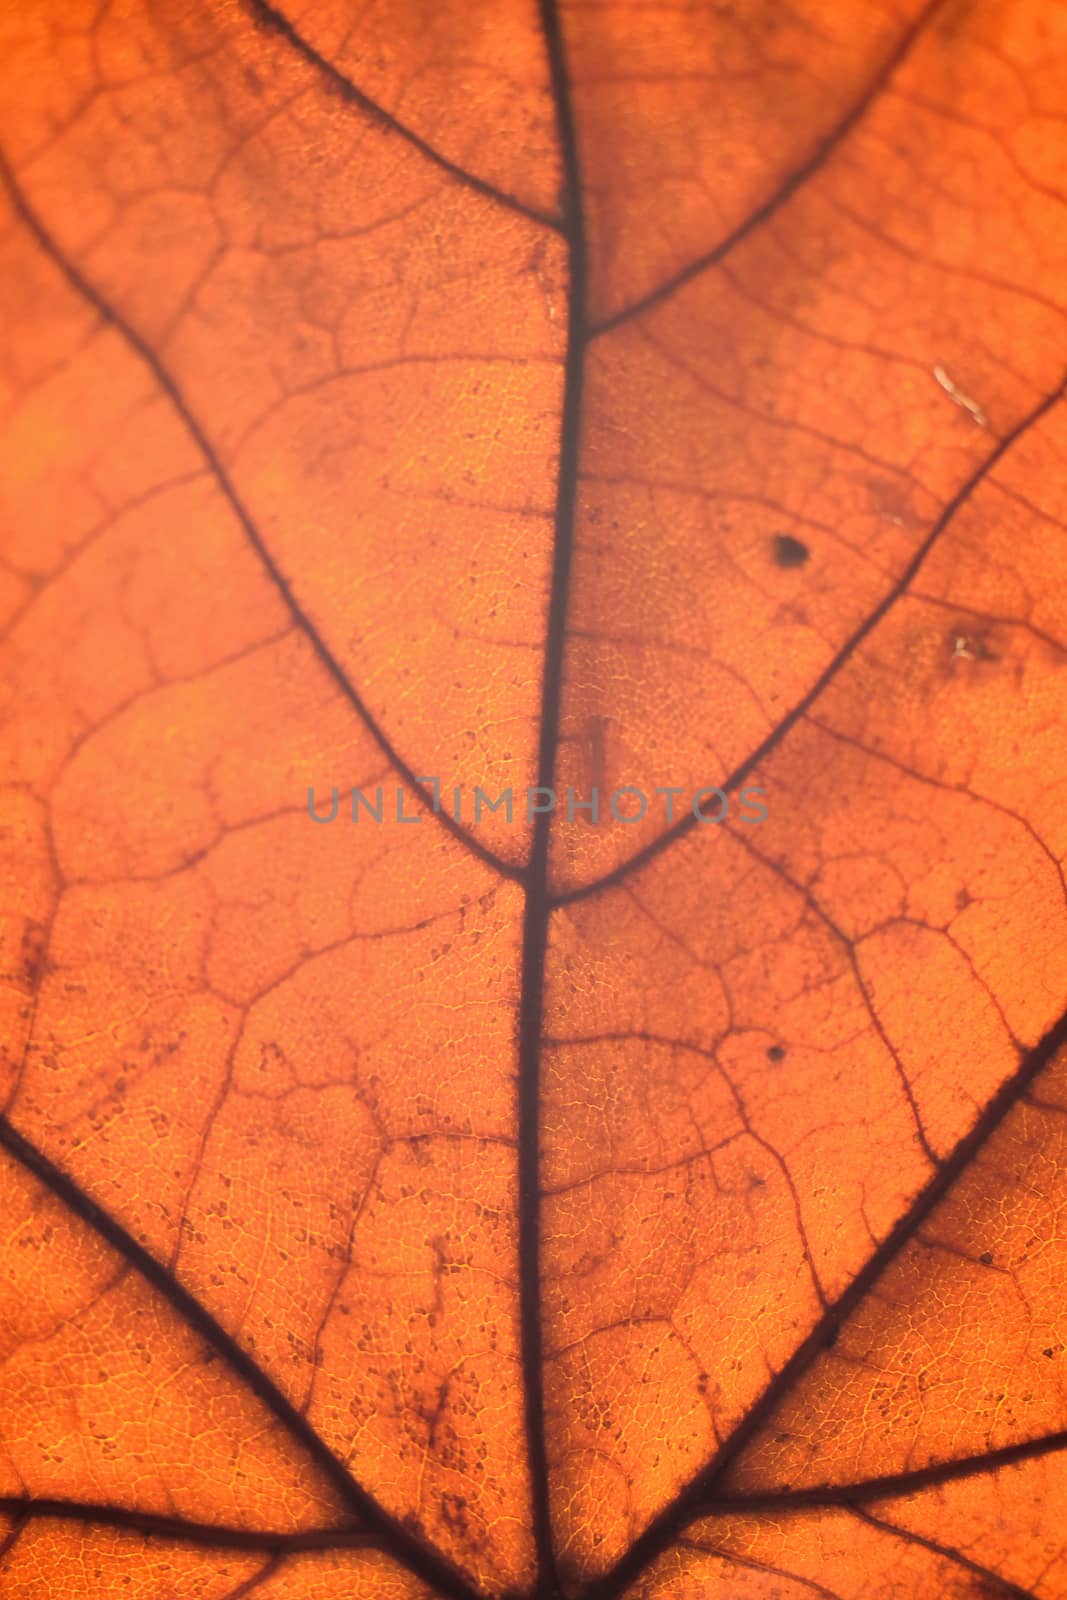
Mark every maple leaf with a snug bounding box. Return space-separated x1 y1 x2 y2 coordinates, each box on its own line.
1 1 1067 1598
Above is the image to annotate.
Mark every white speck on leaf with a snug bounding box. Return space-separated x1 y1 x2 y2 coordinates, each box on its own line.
934 364 988 428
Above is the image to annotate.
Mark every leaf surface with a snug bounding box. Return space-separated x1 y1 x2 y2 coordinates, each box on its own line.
1 2 1067 1598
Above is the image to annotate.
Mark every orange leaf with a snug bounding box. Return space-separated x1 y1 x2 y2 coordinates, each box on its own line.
2 2 1067 1597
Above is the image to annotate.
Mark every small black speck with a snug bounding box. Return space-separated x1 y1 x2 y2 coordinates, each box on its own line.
979 1250 993 1265
767 1044 786 1062
773 534 810 568
1043 1348 1056 1359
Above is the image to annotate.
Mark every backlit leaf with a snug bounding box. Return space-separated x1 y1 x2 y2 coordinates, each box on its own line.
2 2 1066 1597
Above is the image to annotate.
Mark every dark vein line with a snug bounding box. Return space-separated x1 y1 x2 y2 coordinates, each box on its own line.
583 1000 1067 1600
0 1499 374 1555
224 1552 286 1600
0 145 520 888
730 832 937 1165
554 364 1067 911
0 1510 28 1565
589 0 945 338
518 6 588 1596
243 0 562 232
690 1429 1067 1515
678 1537 848 1600
0 1118 484 1600
849 1506 1039 1600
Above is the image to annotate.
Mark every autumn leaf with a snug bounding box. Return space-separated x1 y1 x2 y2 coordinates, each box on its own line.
1 0 1067 1597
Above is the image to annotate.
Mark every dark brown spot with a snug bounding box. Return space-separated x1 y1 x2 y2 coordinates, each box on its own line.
773 534 810 568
